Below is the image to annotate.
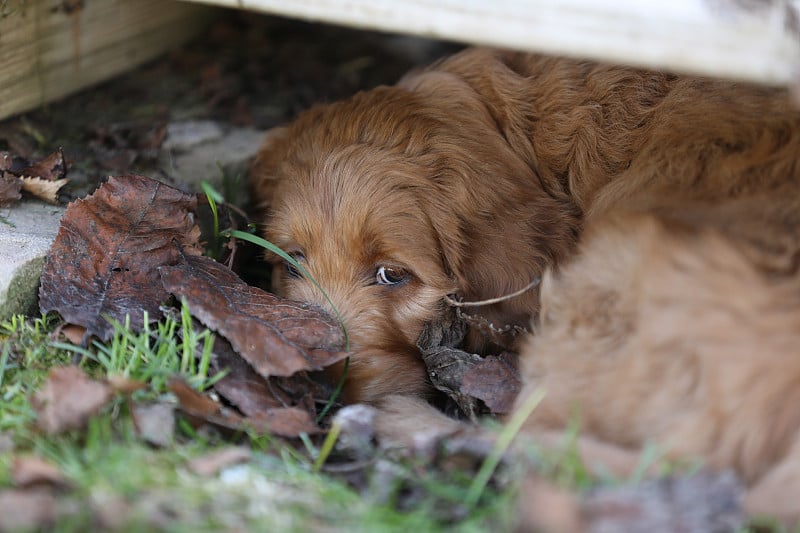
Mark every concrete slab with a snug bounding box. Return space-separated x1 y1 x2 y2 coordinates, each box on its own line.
0 201 65 320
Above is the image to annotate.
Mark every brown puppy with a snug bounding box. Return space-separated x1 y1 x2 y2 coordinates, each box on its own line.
250 48 800 520
250 48 798 399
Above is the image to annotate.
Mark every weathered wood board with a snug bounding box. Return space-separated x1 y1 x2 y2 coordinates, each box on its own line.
0 0 217 120
181 0 800 86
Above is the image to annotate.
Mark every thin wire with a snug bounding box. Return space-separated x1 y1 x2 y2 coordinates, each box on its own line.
444 276 541 308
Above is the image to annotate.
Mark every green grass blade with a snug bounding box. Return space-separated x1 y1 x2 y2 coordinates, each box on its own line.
313 421 342 472
465 387 546 507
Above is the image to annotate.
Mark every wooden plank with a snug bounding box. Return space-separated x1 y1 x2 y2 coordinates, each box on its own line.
0 0 217 120
180 0 800 85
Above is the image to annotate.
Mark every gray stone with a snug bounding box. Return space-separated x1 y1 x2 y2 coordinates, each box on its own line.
162 120 224 152
0 201 65 320
160 124 265 201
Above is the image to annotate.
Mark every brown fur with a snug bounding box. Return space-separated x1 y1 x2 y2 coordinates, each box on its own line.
250 48 800 522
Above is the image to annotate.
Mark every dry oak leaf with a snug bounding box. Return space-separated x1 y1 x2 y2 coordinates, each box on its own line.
39 174 201 342
31 366 112 435
160 254 347 378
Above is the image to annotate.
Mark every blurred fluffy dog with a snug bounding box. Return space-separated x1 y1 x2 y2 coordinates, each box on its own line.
250 48 800 522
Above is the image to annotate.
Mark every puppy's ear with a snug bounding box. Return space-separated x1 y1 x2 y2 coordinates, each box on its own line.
249 126 290 211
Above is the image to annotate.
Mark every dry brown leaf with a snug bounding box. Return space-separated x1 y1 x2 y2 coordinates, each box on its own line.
54 323 86 345
460 353 521 414
249 407 320 437
131 403 175 447
168 377 229 419
11 456 71 489
18 149 67 181
417 311 483 419
31 366 112 435
160 254 347 378
39 174 201 341
106 375 147 395
20 176 69 204
0 173 22 207
187 446 251 476
210 336 292 414
168 377 319 437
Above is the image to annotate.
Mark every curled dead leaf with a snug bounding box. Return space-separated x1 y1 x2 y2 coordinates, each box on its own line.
54 323 86 345
210 336 293 413
160 254 347 378
20 177 69 204
18 149 67 182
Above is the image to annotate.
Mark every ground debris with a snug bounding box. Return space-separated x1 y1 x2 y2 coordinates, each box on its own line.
518 470 745 533
132 402 176 448
11 456 71 490
0 488 63 532
188 446 252 476
418 307 522 418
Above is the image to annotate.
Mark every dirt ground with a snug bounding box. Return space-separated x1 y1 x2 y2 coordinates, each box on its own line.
0 11 458 201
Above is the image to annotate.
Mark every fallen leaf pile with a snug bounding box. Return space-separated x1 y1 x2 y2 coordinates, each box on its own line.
37 173 346 440
0 149 69 206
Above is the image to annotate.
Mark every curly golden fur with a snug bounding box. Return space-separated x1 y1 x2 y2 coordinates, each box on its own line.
250 48 800 523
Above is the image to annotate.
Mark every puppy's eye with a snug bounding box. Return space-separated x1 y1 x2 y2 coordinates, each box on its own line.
286 253 305 279
376 266 409 286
